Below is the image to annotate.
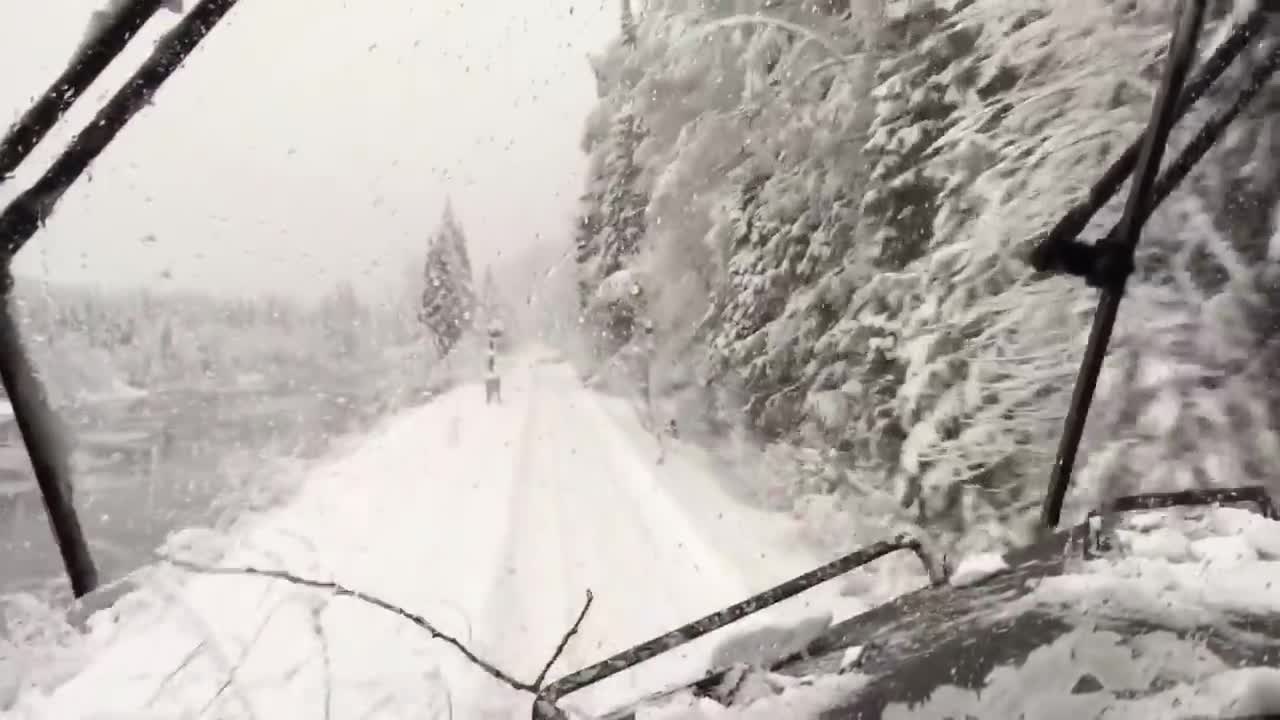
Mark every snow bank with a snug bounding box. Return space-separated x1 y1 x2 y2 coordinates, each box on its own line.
1 385 523 719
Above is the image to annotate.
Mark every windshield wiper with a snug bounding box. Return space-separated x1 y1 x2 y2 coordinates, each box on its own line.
1033 1 1280 528
0 0 168 187
0 0 241 598
535 535 944 710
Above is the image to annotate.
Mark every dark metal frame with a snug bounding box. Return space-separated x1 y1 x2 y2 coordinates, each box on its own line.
3 2 1279 718
535 535 944 711
0 0 241 598
1033 1 1280 528
1082 486 1280 559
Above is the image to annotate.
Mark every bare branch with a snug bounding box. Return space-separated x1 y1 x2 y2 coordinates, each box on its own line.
197 599 281 719
535 589 594 689
164 555 597 720
145 640 206 707
308 601 333 720
161 556 534 692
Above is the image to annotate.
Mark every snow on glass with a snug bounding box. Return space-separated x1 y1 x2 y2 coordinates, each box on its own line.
8 0 1280 718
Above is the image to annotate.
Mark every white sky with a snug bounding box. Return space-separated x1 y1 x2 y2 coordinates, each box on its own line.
0 1 615 302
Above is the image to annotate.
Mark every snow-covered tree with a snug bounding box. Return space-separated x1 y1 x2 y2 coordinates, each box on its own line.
846 0 1173 544
577 104 649 358
594 109 648 285
860 0 975 270
567 0 1280 557
319 281 365 359
420 201 477 357
848 0 1280 545
578 0 873 405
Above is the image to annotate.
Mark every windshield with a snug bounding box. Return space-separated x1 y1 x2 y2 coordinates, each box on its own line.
2 1 1280 719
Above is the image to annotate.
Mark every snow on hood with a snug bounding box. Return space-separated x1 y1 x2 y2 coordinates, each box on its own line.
888 506 1280 719
881 629 1280 719
947 551 1008 588
633 671 871 720
1021 506 1280 628
624 506 1280 719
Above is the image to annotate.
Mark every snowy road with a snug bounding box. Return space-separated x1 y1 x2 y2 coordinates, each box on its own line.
3 352 861 719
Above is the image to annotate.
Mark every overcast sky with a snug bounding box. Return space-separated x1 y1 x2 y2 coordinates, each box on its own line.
0 0 615 301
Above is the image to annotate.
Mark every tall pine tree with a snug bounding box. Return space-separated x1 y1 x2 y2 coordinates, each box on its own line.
420 200 477 356
578 109 648 357
572 0 653 365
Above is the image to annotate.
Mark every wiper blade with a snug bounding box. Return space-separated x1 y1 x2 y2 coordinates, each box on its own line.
0 0 242 599
0 0 242 261
534 535 944 715
0 0 168 186
1029 6 1267 274
1039 0 1208 530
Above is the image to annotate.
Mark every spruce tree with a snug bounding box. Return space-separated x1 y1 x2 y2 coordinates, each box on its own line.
419 200 477 356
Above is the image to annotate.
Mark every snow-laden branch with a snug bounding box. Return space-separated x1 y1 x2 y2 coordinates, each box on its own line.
797 53 866 85
162 557 523 689
681 15 847 63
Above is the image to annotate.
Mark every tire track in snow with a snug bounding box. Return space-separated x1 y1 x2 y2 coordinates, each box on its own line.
574 389 754 605
520 367 762 716
462 362 799 717
545 391 708 703
462 368 576 717
471 363 730 715
429 375 545 719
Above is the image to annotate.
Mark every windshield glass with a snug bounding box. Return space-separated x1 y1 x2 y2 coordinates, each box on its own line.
3 1 1280 719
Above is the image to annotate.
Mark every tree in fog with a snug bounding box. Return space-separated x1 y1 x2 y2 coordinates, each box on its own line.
420 200 477 356
320 281 366 359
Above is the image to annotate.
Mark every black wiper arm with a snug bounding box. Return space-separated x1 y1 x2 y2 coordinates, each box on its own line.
536 535 944 713
0 0 241 260
1029 6 1266 274
0 0 167 187
1047 41 1280 290
0 0 242 599
0 268 96 596
1137 40 1280 237
1039 0 1207 530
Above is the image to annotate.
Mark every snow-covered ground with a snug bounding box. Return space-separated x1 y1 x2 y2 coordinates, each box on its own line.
2 350 863 719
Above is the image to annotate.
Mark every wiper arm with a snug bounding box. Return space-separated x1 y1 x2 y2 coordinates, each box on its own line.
0 0 167 187
1039 0 1207 530
0 0 242 599
1029 6 1267 274
536 535 945 713
0 0 242 260
0 269 96 596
